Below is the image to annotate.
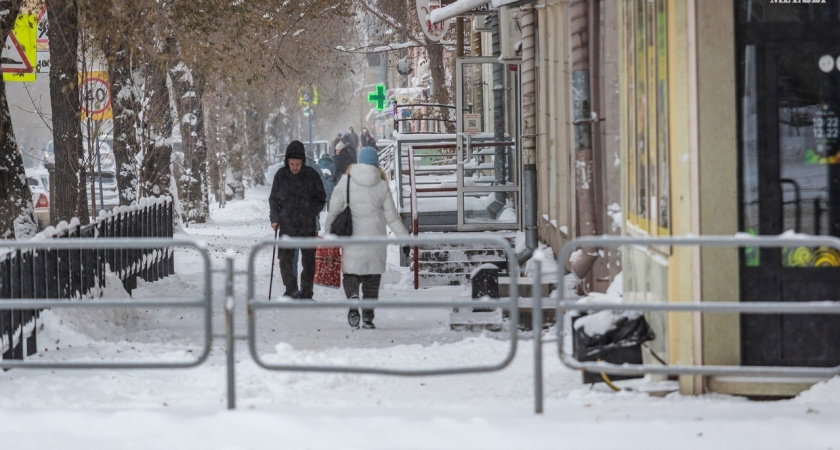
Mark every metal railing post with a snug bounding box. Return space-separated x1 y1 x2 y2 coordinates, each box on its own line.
225 254 236 410
532 260 543 414
407 145 419 290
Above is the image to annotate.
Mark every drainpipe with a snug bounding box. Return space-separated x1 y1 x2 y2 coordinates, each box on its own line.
490 13 507 214
571 0 599 279
517 4 538 266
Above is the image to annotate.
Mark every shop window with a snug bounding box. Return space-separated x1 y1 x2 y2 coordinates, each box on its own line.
625 0 670 236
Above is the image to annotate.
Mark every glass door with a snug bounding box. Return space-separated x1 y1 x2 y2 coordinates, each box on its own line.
455 57 521 231
740 41 840 367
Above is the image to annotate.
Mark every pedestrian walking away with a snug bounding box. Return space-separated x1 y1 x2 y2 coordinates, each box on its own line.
360 128 376 148
269 140 327 300
331 133 343 151
317 153 336 204
323 146 409 329
347 126 360 150
332 138 357 184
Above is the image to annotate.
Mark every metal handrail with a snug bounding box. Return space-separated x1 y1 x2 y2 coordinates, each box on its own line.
392 103 456 134
245 234 519 376
0 238 213 370
552 234 840 378
407 145 420 289
780 179 802 233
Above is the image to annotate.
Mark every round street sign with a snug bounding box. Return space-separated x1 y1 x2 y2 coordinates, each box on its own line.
416 0 451 43
81 76 111 115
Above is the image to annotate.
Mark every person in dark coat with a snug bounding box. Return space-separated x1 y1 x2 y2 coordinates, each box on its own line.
347 127 360 150
332 138 357 183
332 133 343 151
317 153 336 204
269 140 326 299
360 128 376 148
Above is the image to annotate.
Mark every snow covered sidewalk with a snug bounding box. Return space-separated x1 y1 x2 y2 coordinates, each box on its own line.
1 182 839 449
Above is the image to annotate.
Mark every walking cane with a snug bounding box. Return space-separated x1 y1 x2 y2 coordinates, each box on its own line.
268 227 279 300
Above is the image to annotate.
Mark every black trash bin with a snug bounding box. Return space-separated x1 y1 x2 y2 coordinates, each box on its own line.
572 311 655 384
471 265 499 312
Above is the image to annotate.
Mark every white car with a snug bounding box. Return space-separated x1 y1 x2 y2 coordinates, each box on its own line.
26 174 50 228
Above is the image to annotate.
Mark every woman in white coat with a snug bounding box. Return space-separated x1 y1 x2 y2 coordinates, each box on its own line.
324 146 409 329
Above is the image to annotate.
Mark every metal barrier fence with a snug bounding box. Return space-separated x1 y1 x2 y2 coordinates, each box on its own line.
0 237 212 370
552 235 840 379
0 197 174 361
245 234 520 376
12 232 840 413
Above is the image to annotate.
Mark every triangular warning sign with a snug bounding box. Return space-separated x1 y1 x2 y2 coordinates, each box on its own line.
2 31 33 73
2 15 36 82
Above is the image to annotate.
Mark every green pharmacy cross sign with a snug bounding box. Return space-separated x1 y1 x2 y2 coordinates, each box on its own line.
367 84 387 111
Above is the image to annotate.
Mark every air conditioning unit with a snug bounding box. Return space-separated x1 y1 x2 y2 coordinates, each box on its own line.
472 14 491 32
498 6 522 61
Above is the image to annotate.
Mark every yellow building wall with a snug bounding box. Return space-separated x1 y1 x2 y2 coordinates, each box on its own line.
619 0 740 395
665 0 701 395
692 0 740 376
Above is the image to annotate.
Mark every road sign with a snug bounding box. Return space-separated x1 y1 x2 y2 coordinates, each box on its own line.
298 85 318 106
367 84 387 111
80 71 113 121
37 6 48 47
2 15 37 82
416 0 451 42
36 6 48 73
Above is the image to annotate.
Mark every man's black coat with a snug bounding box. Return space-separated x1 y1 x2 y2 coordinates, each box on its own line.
269 152 326 237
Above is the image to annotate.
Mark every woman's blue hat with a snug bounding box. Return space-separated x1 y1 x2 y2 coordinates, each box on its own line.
359 146 378 166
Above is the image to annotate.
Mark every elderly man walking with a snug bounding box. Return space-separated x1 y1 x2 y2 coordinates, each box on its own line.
269 140 326 299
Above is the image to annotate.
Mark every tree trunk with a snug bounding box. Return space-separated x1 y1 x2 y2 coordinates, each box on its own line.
170 55 208 223
246 108 266 186
425 43 451 108
47 0 89 224
108 42 140 206
0 1 36 239
226 110 245 200
140 41 173 198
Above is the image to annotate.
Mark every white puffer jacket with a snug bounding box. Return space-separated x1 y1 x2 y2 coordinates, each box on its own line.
323 164 409 275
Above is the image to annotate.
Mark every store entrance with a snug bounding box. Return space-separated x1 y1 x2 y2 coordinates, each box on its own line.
739 38 840 366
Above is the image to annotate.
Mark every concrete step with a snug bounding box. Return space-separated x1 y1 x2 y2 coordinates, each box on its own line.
417 260 507 275
498 275 557 298
408 234 517 286
503 297 557 330
418 248 508 262
449 309 503 332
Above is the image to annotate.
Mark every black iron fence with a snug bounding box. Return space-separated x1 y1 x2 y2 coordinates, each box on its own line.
0 197 174 362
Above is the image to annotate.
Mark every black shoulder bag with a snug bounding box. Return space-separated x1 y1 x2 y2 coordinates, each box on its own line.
330 174 353 236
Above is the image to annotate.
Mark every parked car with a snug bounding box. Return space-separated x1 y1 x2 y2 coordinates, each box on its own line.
43 139 115 171
43 140 54 166
26 175 50 229
87 170 120 213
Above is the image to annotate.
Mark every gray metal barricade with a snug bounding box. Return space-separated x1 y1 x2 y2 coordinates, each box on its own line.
246 234 519 376
553 235 840 379
0 237 213 369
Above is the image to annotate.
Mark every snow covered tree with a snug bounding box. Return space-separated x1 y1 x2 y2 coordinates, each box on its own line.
0 0 38 239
